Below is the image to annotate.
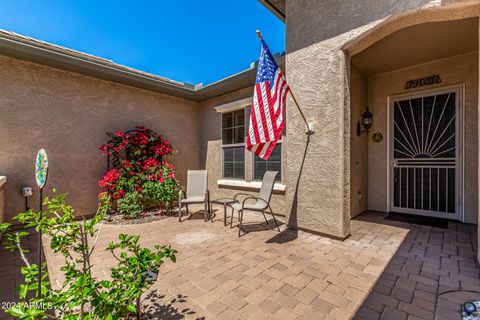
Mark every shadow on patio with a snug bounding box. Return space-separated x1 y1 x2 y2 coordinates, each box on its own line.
1 209 479 319
0 230 39 320
352 212 480 320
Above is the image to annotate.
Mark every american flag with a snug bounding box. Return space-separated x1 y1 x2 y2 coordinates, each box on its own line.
247 39 290 160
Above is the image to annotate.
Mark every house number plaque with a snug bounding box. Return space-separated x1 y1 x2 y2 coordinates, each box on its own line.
404 75 441 90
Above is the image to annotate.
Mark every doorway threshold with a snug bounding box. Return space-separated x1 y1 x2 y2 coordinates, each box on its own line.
385 212 453 229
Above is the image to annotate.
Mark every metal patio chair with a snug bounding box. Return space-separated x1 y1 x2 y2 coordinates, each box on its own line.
178 170 210 222
231 171 280 237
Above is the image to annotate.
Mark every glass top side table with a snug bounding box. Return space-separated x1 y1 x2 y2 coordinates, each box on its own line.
210 198 238 226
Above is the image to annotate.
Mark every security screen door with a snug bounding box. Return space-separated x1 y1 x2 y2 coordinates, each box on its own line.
391 87 461 220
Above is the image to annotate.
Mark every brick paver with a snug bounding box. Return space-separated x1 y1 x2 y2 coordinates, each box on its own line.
1 209 479 319
352 213 480 320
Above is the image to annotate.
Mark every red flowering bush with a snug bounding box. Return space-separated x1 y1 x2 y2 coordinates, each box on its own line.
98 126 178 218
100 126 174 163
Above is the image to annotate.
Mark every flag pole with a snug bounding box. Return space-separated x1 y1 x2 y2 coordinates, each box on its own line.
256 30 314 134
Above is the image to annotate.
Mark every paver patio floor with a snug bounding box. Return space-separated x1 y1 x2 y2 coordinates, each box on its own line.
2 208 480 319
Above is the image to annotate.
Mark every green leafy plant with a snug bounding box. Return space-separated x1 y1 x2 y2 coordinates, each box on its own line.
0 192 177 319
140 165 178 212
116 191 144 219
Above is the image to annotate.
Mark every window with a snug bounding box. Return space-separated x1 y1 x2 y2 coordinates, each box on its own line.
253 143 282 181
222 110 245 179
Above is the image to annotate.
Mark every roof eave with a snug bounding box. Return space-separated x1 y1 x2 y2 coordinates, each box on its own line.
0 34 197 100
258 0 285 21
197 54 285 101
0 30 284 102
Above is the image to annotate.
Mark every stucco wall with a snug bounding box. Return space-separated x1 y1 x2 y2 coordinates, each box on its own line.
285 0 478 238
199 88 287 217
367 52 479 223
350 66 369 217
0 55 202 222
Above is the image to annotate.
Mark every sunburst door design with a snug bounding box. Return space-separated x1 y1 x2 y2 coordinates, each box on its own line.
391 90 460 219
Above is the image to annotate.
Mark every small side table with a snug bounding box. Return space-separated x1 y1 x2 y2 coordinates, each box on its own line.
210 198 238 226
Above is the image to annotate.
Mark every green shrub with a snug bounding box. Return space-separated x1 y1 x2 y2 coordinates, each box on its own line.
0 192 177 319
141 181 163 209
141 164 178 212
116 191 143 219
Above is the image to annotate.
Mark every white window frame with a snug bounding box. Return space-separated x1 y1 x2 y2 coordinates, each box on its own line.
215 97 286 191
214 97 251 113
221 109 246 180
217 179 286 192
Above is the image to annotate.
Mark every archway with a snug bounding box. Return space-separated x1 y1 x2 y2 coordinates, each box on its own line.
347 11 479 224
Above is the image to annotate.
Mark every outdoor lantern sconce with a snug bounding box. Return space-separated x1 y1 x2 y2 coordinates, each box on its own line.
357 106 373 136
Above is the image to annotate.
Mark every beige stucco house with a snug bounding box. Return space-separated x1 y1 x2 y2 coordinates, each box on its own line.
0 1 479 248
260 0 479 241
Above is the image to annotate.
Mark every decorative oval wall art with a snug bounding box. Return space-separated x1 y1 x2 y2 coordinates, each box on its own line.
372 132 383 143
35 149 49 189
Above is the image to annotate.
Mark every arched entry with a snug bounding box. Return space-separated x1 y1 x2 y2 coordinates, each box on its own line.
346 8 479 222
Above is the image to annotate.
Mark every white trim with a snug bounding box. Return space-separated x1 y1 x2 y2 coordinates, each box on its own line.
387 84 464 221
0 176 6 188
215 97 252 113
217 179 286 192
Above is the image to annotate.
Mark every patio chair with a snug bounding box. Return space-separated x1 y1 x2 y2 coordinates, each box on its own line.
231 171 280 237
178 170 210 222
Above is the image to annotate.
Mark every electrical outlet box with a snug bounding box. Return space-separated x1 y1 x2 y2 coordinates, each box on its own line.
21 187 33 197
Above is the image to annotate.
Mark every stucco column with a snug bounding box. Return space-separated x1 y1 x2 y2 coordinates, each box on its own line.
284 36 351 238
282 0 402 239
283 0 480 239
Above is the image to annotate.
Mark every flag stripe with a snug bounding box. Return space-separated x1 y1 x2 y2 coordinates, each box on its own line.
249 99 261 145
247 39 289 160
259 83 275 141
253 85 267 142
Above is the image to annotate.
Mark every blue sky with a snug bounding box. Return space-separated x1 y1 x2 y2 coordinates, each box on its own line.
0 0 285 85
